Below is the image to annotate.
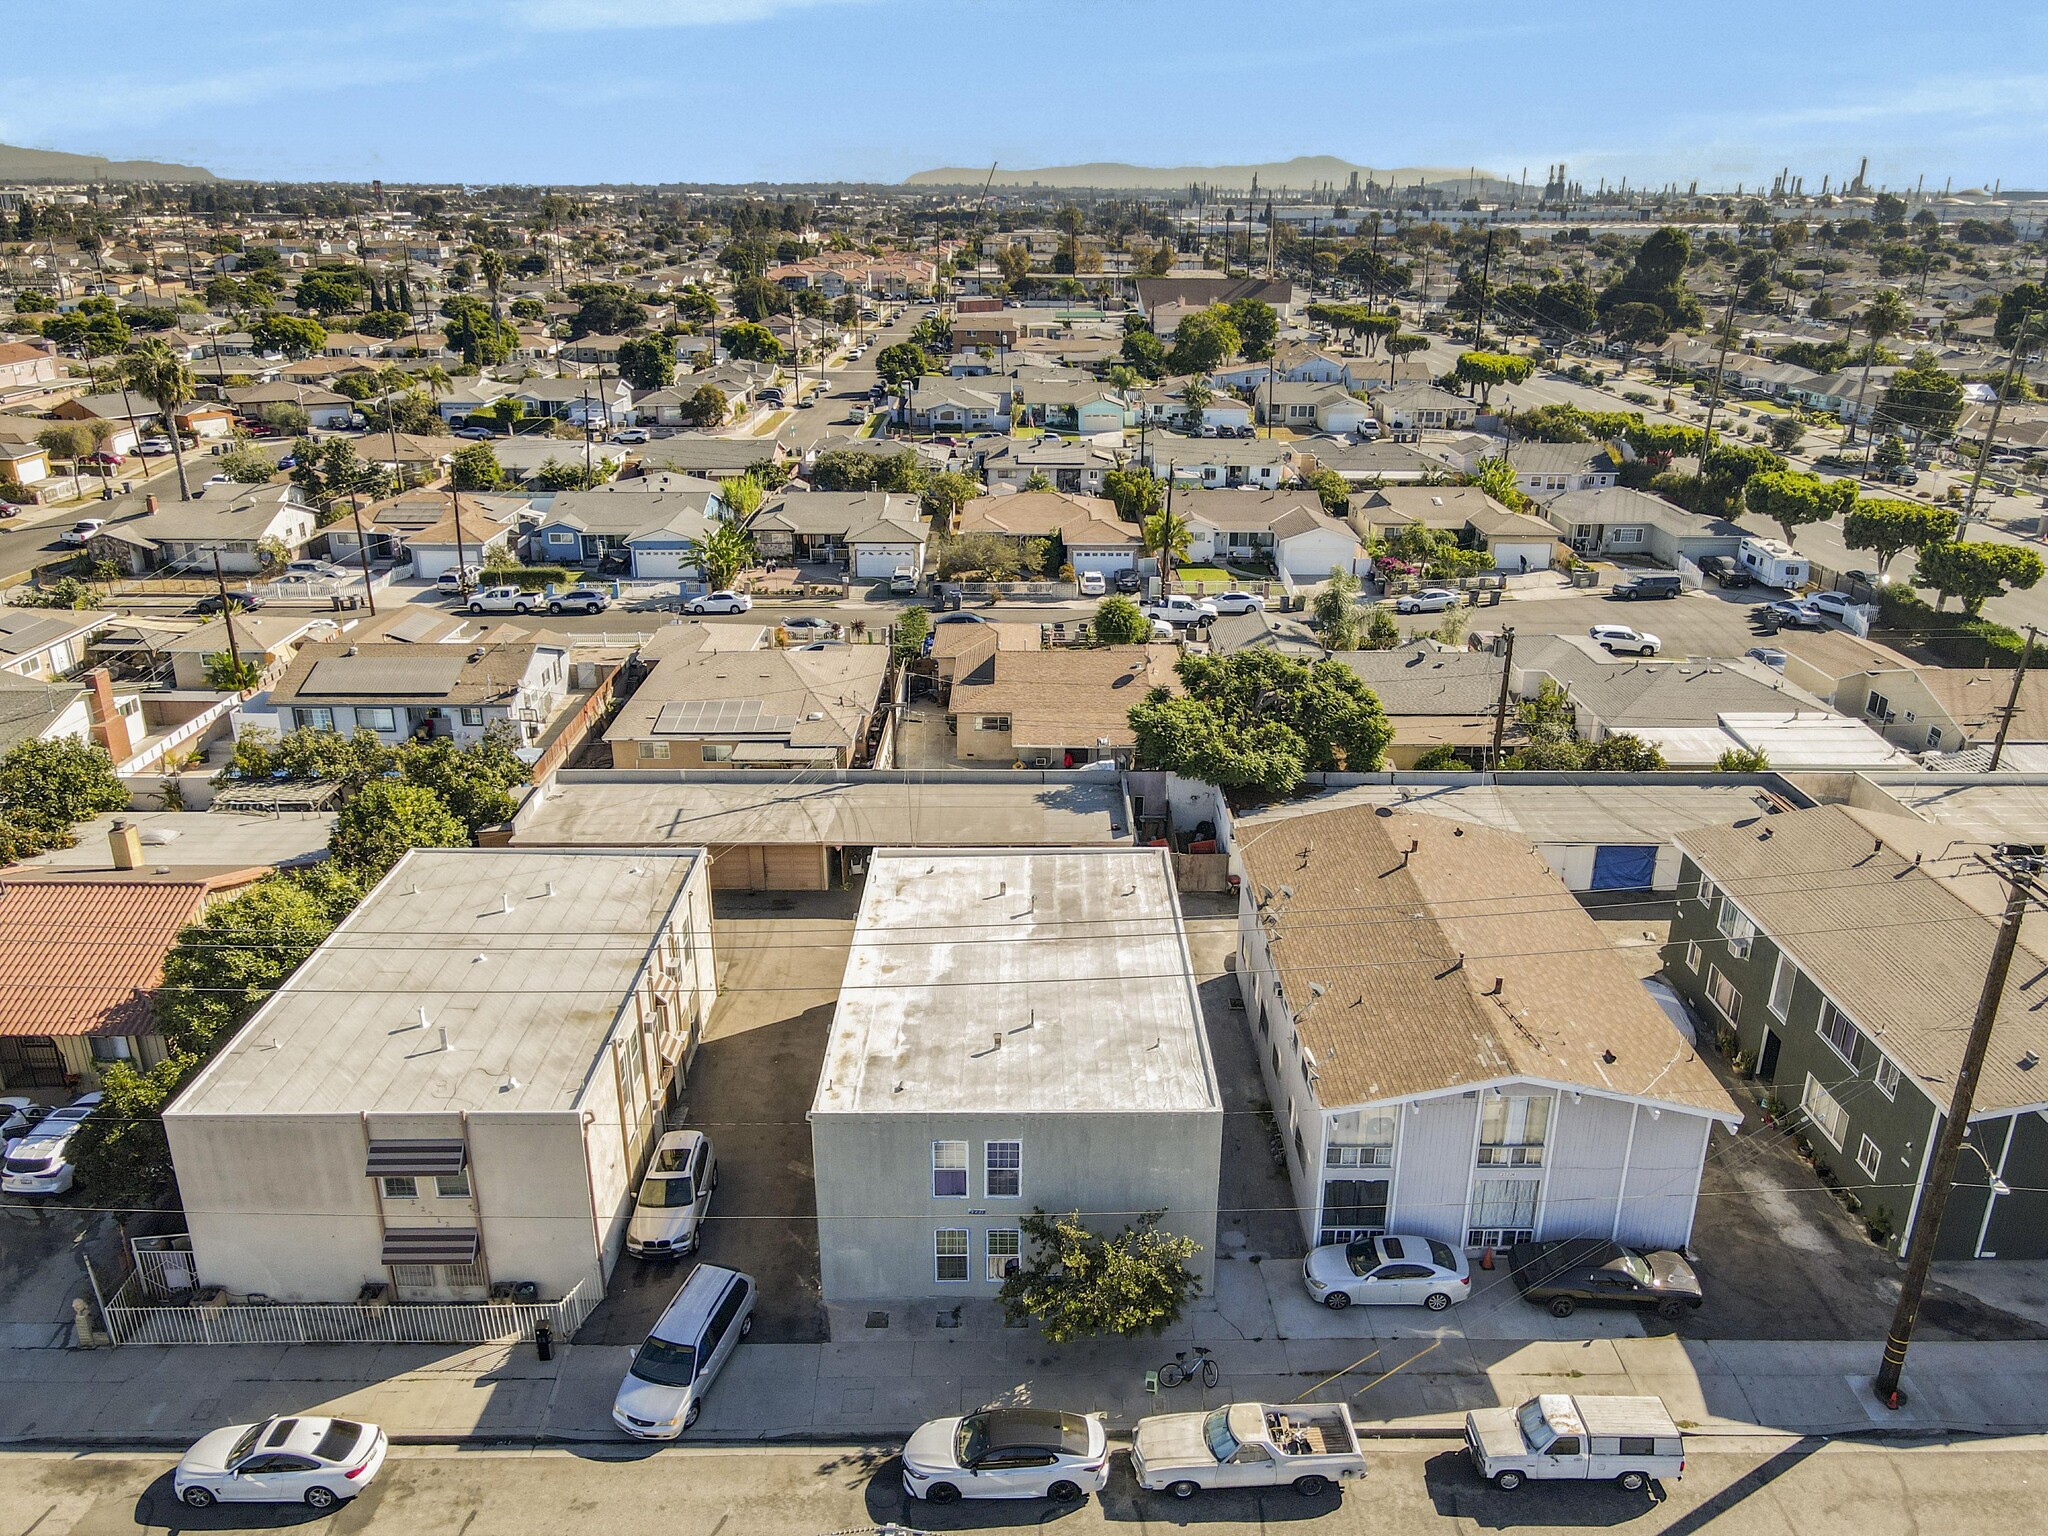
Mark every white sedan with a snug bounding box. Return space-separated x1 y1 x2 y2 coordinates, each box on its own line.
1590 624 1661 656
1302 1233 1471 1311
1211 590 1268 615
685 590 752 614
903 1407 1110 1504
175 1416 387 1511
1394 587 1461 614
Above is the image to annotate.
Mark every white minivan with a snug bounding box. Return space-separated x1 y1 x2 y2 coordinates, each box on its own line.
627 1130 717 1258
612 1265 755 1438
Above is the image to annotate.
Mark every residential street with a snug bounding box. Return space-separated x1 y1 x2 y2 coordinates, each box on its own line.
5 1436 2047 1534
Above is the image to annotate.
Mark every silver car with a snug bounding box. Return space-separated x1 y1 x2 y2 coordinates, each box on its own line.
174 1416 387 1510
627 1130 717 1258
1302 1233 1471 1311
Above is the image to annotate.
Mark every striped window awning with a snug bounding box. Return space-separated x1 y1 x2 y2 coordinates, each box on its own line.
380 1228 480 1266
364 1139 466 1177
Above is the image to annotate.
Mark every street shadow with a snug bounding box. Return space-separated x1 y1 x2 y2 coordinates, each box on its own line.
860 1456 1094 1528
1098 1466 1345 1523
1628 1437 1826 1536
132 1471 338 1528
1422 1448 1662 1528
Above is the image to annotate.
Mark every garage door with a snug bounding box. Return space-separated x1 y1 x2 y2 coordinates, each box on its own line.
631 549 696 579
706 845 828 890
1589 844 1658 890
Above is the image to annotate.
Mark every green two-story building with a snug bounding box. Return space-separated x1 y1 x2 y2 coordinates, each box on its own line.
1665 803 2048 1262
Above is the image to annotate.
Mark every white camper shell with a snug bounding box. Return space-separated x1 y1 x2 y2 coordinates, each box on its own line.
1464 1394 1684 1492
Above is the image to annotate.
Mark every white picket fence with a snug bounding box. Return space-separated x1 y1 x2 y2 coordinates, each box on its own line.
104 1273 594 1347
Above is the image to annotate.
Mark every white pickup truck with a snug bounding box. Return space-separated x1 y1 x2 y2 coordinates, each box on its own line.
1465 1394 1685 1492
1140 594 1218 628
1131 1402 1365 1498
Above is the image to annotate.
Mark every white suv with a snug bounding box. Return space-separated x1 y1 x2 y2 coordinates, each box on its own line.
627 1130 717 1258
1590 624 1660 656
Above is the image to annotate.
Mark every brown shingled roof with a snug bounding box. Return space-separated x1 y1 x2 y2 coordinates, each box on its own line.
1238 803 1737 1119
0 877 225 1038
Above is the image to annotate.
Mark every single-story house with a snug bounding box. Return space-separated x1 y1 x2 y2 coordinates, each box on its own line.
90 484 321 577
749 491 927 579
528 486 725 577
954 491 1141 574
905 376 1014 432
1140 434 1298 490
1539 487 1746 566
1509 441 1625 497
1254 380 1371 435
1333 643 1507 765
325 490 525 579
224 382 354 431
1371 384 1478 432
1172 488 1365 578
973 435 1123 495
948 643 1180 767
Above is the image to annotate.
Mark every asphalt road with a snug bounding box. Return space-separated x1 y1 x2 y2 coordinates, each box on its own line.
773 305 924 456
8 1436 2045 1534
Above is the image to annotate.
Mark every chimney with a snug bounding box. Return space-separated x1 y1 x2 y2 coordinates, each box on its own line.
108 819 143 870
144 494 159 516
85 667 132 765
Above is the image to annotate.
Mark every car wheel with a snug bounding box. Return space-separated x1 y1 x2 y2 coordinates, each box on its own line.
1548 1296 1576 1319
1424 1292 1453 1312
740 1313 753 1337
585 603 601 614
1046 1480 1082 1503
683 1399 702 1429
1617 1470 1650 1492
514 603 530 614
1293 1474 1329 1497
1493 1469 1525 1491
1655 1298 1686 1321
548 603 565 614
179 1487 216 1509
1168 1480 1201 1500
924 1483 960 1505
1322 1291 1352 1310
305 1486 338 1510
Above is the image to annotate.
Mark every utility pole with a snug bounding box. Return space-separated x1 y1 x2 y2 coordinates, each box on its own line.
1875 858 2034 1408
1161 462 1175 596
1471 224 1495 348
211 551 243 673
448 485 473 594
1957 309 2034 541
1988 626 2037 771
1696 280 1744 457
346 485 379 617
1490 626 1517 764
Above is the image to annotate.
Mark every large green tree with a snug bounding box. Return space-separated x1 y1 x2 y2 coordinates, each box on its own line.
1129 649 1392 793
874 341 933 388
442 295 518 365
0 736 129 858
997 1209 1202 1344
1104 462 1164 523
1875 353 1965 441
250 313 328 360
1914 539 2046 615
720 321 784 363
1596 227 1702 330
449 441 503 490
698 519 756 589
328 780 468 880
1453 350 1533 407
1223 298 1279 362
1845 287 1911 443
1842 499 1958 578
1164 308 1240 375
1742 469 1857 544
1093 595 1150 644
65 1053 200 1217
617 334 675 391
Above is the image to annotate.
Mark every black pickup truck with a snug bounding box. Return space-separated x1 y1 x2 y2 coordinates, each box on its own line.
1508 1239 1703 1322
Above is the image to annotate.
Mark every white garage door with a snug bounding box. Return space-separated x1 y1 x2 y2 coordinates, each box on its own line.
853 545 915 578
1069 547 1133 576
631 548 697 579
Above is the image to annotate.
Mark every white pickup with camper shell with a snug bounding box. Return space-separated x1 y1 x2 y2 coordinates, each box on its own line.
1140 594 1218 628
1131 1402 1366 1498
1465 1394 1684 1492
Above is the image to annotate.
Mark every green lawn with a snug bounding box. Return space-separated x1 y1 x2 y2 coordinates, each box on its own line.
1176 565 1232 583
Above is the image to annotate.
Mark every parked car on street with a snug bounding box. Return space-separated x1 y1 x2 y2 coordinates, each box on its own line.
1133 1402 1366 1499
453 425 497 440
1141 594 1218 628
547 585 612 614
0 1097 48 1144
173 1416 387 1511
1508 1238 1703 1321
285 559 347 580
780 615 838 639
1394 587 1460 614
1745 646 1788 671
1882 465 1920 486
684 590 752 615
612 1264 755 1438
1465 1394 1684 1492
466 585 536 615
627 1130 717 1259
436 565 482 591
1211 590 1268 615
611 427 650 444
1302 1233 1470 1311
60 518 104 546
1608 573 1683 601
1803 590 1859 622
138 436 174 455
1589 624 1660 656
1077 570 1106 597
902 1407 1110 1504
191 591 264 615
1 1122 79 1196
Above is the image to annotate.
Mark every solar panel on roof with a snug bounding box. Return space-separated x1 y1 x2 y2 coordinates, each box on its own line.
651 699 798 736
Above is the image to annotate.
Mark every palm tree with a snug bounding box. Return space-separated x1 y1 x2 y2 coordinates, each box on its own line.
1847 287 1911 449
1178 379 1213 429
479 250 506 323
121 337 198 500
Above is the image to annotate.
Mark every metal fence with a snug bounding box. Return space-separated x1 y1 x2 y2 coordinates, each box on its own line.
103 1274 594 1347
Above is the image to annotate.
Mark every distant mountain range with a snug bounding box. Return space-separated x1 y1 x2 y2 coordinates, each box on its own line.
0 141 216 183
904 156 1510 194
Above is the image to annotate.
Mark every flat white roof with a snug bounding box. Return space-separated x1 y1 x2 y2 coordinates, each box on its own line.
170 847 699 1119
812 847 1218 1117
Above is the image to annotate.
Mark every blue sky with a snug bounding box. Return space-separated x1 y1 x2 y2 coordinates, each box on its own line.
9 1 2047 190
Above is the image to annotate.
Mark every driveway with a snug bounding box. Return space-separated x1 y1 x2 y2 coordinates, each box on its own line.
579 889 855 1347
1397 584 1788 658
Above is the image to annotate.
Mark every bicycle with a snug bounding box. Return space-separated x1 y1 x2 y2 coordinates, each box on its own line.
1157 1346 1218 1389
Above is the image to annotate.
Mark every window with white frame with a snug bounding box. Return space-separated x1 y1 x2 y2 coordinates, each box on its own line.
985 1141 1021 1199
1716 898 1755 956
1768 953 1797 1019
1685 940 1701 972
299 706 334 731
932 1141 968 1198
379 1176 418 1201
1802 1074 1848 1150
1817 1001 1864 1069
1478 1094 1551 1166
1327 1110 1395 1168
1610 525 1645 545
1856 1134 1882 1181
644 742 671 761
360 706 396 732
1873 1056 1900 1100
1706 965 1740 1022
934 1228 969 1282
1694 874 1719 908
986 1228 1021 1282
1467 1176 1540 1247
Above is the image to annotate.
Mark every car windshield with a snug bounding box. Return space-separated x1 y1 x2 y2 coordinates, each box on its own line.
313 1421 364 1463
1427 1240 1459 1271
639 1174 694 1208
4 1153 49 1174
1343 1240 1379 1277
628 1337 698 1388
1515 1399 1555 1451
1202 1407 1240 1462
228 1421 270 1465
955 1413 990 1466
1614 1253 1654 1285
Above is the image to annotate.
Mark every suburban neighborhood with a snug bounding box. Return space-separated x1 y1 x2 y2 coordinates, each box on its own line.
2 4 2048 1532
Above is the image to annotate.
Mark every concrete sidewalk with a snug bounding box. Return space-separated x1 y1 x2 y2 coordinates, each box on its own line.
11 1259 2048 1449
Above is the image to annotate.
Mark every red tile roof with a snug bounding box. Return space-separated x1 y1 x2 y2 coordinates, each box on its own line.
0 878 219 1038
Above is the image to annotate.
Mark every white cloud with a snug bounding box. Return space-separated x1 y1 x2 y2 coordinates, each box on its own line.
506 0 876 29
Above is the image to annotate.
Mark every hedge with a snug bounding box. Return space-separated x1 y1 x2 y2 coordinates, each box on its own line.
482 565 577 592
1875 583 2040 667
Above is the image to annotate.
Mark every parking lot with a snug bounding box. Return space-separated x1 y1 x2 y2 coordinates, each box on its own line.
1394 583 1792 657
579 889 855 1348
